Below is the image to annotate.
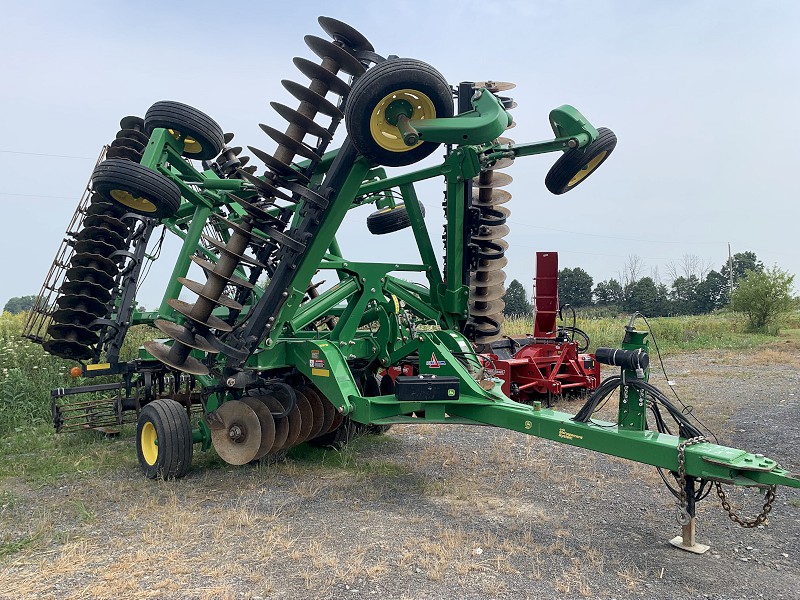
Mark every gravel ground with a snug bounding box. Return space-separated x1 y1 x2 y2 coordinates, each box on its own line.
1 345 798 599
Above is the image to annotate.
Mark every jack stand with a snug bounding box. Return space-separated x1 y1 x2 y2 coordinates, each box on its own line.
669 518 710 554
669 477 710 554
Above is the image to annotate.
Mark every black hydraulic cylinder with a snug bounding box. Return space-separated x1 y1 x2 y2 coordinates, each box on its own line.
595 347 649 371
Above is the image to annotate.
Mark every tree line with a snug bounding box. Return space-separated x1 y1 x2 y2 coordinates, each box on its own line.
504 251 796 329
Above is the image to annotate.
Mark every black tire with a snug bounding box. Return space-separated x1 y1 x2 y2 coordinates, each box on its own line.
92 159 181 218
136 398 193 479
366 201 426 234
345 58 453 167
308 418 358 449
544 127 617 195
144 100 225 161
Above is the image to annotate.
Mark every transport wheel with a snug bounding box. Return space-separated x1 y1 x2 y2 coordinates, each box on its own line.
366 201 426 234
92 159 181 218
144 100 225 161
345 58 453 167
544 127 617 195
136 398 193 479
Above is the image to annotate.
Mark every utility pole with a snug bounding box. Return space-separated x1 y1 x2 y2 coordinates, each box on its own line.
728 243 734 301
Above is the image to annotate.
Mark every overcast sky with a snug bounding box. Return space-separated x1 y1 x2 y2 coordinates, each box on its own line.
2 1 799 310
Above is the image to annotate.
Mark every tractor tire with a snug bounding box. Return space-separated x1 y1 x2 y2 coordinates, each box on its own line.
345 58 453 167
136 398 193 479
544 127 617 195
92 159 181 218
144 100 225 161
366 201 425 235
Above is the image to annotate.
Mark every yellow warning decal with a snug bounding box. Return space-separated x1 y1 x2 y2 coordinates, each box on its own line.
86 363 111 371
312 368 330 377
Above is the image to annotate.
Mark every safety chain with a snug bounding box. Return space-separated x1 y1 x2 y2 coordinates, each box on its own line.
714 482 777 529
676 436 707 525
676 435 778 528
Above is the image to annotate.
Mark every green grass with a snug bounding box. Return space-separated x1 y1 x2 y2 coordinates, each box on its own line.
0 535 38 558
502 311 798 354
1 309 797 485
0 423 134 483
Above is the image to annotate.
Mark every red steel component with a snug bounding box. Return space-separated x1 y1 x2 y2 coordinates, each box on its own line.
482 251 600 402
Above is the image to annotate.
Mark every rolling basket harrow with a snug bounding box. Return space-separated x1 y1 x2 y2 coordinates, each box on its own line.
23 16 799 551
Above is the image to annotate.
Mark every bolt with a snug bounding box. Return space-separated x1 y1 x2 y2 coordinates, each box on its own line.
343 262 348 267
226 377 236 387
370 287 376 293
266 339 273 346
349 354 355 359
567 138 578 148
282 291 288 297
349 341 355 345
229 425 242 438
371 346 377 353
268 316 275 322
381 358 388 365
361 277 366 282
339 341 346 347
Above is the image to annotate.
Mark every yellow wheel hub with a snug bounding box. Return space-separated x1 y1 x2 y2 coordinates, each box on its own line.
567 150 608 187
110 189 157 213
140 421 158 466
167 129 203 155
369 89 436 152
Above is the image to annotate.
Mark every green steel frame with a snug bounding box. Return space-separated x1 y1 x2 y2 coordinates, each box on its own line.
114 88 798 492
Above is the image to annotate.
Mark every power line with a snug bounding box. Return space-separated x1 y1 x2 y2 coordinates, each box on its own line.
0 149 93 160
0 192 77 200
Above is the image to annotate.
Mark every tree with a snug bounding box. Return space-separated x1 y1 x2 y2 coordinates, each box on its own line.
503 279 532 317
558 267 593 307
731 266 795 332
721 251 764 287
666 254 712 283
3 295 36 314
619 254 645 289
593 279 624 306
670 275 700 315
695 270 728 313
623 277 664 316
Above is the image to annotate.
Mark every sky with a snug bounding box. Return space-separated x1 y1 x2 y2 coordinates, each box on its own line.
2 0 799 310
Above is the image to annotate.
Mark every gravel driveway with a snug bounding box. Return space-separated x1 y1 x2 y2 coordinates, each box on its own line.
1 345 798 599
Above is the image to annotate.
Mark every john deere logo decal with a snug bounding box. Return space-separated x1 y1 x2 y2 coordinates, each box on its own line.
425 353 445 368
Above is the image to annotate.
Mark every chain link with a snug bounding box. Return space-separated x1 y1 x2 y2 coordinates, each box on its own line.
714 482 777 528
675 435 778 528
676 436 707 525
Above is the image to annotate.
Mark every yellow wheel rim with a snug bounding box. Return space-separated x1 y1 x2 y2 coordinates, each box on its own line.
369 89 436 152
167 129 203 155
567 150 608 187
140 421 158 466
110 189 157 213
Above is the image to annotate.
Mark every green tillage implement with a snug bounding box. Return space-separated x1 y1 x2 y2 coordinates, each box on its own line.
27 16 798 550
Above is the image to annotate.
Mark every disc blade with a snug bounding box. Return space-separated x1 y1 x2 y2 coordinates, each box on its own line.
208 400 262 465
240 397 276 459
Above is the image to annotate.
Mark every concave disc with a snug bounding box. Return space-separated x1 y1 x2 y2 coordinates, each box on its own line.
208 400 262 465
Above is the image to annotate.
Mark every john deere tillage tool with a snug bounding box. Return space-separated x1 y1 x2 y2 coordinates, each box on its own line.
24 16 799 551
